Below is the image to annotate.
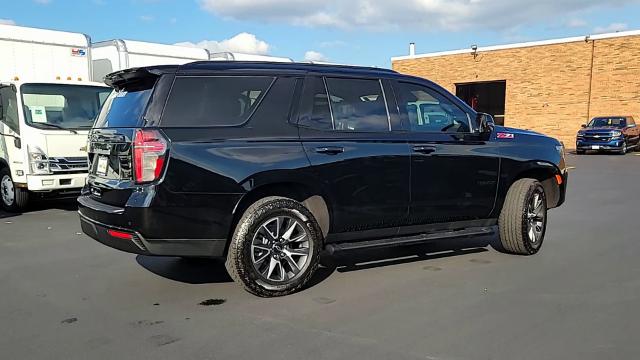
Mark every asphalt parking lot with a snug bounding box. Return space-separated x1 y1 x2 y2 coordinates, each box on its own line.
1 153 639 360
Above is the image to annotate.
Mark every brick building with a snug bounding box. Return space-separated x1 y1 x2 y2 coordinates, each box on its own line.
391 30 640 147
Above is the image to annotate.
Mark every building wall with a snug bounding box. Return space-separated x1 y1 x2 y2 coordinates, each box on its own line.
392 35 640 147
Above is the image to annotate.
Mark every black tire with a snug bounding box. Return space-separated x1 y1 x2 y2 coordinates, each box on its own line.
0 168 29 212
225 196 322 297
498 178 547 255
619 142 628 155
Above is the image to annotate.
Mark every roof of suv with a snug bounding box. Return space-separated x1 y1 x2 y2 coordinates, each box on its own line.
179 61 398 76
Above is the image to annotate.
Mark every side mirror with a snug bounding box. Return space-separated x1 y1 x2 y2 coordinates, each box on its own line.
14 137 21 149
477 112 495 135
581 124 587 128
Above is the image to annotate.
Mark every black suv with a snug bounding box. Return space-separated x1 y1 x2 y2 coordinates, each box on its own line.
79 62 568 297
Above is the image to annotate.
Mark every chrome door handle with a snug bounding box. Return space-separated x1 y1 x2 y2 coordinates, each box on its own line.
315 146 345 155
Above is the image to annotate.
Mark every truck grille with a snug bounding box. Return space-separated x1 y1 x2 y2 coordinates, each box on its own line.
583 135 612 142
49 157 89 174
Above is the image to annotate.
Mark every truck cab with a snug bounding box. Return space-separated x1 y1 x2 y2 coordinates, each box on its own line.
0 80 111 211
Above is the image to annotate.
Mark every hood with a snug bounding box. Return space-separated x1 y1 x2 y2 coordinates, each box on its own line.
499 126 546 137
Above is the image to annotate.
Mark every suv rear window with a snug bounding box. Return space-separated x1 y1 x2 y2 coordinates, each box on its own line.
94 88 152 128
160 76 275 127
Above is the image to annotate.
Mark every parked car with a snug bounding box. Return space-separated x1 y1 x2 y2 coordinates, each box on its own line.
576 116 640 155
78 62 568 297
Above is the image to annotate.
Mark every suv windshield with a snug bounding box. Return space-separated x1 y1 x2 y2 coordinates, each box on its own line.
21 84 111 130
589 117 627 128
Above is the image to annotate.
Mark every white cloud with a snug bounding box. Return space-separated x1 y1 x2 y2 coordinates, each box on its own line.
198 0 640 31
0 19 16 25
593 22 628 34
176 32 270 55
566 18 587 28
304 50 328 62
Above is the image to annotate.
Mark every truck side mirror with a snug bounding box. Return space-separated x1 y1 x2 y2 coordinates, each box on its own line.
14 137 21 149
581 124 587 128
477 112 495 135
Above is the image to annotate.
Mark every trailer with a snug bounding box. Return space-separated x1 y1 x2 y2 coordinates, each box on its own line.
91 40 211 81
0 24 111 211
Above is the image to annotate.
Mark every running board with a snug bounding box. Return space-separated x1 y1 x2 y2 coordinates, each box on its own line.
325 226 494 253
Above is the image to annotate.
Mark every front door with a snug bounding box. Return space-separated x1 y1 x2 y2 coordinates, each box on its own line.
298 76 410 239
393 80 499 226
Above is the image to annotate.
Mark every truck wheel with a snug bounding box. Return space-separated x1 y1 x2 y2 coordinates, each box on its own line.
225 196 322 297
498 178 547 255
0 168 29 212
619 142 628 155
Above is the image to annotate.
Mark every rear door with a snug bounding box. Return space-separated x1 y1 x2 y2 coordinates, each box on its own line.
298 76 410 240
86 70 170 206
393 80 499 226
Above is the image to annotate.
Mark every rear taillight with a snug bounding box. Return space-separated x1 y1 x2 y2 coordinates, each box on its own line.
133 129 168 184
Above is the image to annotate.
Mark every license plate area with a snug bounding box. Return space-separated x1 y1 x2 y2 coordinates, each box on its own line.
96 156 108 176
591 145 600 150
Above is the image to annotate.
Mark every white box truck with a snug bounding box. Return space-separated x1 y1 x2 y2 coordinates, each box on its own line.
91 40 211 81
0 24 111 211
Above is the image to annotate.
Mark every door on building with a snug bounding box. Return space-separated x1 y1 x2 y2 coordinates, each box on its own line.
456 81 506 125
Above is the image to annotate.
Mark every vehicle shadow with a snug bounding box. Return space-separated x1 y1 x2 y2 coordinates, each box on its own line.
136 256 233 284
136 230 503 289
305 231 502 289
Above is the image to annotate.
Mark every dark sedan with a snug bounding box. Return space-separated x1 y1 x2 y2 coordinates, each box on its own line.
576 116 640 155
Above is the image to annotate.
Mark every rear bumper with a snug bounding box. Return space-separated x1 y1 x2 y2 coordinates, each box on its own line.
78 196 227 257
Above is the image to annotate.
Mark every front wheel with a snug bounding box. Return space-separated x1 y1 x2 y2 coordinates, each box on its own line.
619 142 628 155
1 168 29 212
498 178 547 255
225 196 322 297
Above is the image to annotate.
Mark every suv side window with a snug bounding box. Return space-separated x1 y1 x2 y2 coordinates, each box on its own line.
298 77 333 131
628 117 636 126
161 76 275 127
325 78 390 132
396 82 471 133
0 86 20 134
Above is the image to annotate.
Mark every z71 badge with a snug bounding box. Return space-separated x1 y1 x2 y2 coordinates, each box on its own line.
497 132 515 139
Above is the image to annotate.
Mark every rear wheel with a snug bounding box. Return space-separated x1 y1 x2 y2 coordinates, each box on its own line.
498 178 547 255
225 196 322 297
0 168 29 212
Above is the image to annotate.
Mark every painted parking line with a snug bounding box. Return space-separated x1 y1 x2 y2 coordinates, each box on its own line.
567 166 577 170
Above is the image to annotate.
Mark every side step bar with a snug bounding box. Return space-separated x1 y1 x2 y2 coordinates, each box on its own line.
325 226 494 254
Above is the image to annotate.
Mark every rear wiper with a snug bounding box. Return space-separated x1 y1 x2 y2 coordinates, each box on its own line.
32 123 78 134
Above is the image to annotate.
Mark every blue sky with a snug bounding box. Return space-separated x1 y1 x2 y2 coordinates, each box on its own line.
1 0 639 67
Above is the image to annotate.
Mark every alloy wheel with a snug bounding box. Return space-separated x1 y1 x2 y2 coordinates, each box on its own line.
526 190 545 247
1 175 15 207
251 215 311 283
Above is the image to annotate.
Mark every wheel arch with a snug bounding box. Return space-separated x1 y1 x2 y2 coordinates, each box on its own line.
509 161 563 209
230 181 332 242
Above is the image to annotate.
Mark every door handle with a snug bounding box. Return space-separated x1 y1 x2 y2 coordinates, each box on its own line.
315 146 345 155
412 145 437 154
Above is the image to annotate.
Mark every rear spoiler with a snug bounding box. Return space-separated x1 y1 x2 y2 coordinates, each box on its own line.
104 66 178 90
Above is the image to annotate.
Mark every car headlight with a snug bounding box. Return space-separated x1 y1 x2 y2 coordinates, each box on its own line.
577 130 585 136
611 130 622 137
28 145 51 175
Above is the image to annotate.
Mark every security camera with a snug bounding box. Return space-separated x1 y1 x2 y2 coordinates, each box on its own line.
471 44 478 51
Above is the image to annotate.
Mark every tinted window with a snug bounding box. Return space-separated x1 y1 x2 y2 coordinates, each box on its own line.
325 78 390 132
21 84 112 129
161 76 274 127
94 88 152 128
397 82 471 133
0 86 20 134
298 77 333 130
